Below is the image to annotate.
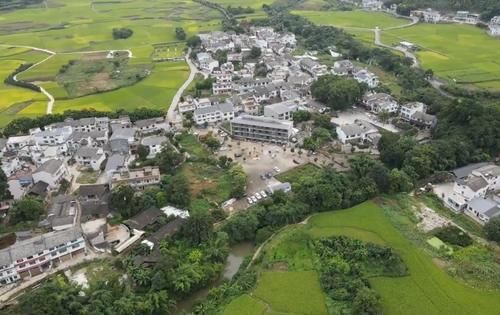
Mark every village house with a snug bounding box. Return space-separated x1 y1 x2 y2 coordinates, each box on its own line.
400 102 437 128
134 117 169 135
363 92 399 113
6 135 32 151
193 102 235 125
336 120 380 144
361 0 383 10
74 147 105 171
354 69 379 88
0 227 86 287
110 166 161 190
140 135 167 158
410 8 442 23
45 195 78 231
454 11 480 24
32 159 69 189
489 16 500 36
299 58 328 78
33 126 73 146
263 100 299 121
197 52 219 72
78 184 111 222
332 60 355 76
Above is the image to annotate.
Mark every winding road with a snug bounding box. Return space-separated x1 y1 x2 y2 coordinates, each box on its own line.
167 48 204 124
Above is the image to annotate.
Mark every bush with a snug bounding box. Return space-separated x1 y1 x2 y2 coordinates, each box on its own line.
112 27 133 39
484 217 500 242
434 225 473 247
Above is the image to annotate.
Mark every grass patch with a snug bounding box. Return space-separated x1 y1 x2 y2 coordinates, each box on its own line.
275 163 322 186
253 271 328 315
222 294 266 315
76 170 99 184
176 133 209 160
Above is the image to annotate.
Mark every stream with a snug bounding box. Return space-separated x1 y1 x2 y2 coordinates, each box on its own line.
174 242 254 314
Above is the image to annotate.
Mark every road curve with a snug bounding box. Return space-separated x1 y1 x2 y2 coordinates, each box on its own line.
168 48 200 123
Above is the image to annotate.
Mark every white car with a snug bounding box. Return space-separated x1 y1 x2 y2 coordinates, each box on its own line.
260 190 267 198
251 196 258 203
247 197 253 204
273 166 281 173
255 192 262 200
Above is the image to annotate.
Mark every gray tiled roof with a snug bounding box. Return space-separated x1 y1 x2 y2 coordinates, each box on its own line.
141 135 167 146
105 153 127 172
469 197 500 218
457 175 489 192
232 115 292 130
34 159 63 175
451 162 490 179
0 227 83 267
76 147 101 159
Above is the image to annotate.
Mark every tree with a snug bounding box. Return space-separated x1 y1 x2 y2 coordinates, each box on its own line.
175 27 186 40
0 167 11 201
378 110 391 123
311 75 364 111
112 27 133 39
161 173 190 208
137 144 150 161
186 35 201 48
248 46 261 59
156 145 183 174
484 217 500 242
200 133 221 151
389 169 414 193
293 110 312 123
181 209 213 245
9 197 44 224
228 164 247 198
352 287 383 315
110 185 136 218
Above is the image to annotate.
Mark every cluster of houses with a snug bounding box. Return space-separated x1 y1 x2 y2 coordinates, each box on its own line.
0 115 192 287
410 9 500 36
439 163 500 225
180 27 382 145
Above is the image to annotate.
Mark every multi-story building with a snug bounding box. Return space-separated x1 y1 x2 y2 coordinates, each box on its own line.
363 92 400 113
193 102 235 125
336 120 379 144
299 58 328 78
354 69 379 88
134 117 169 135
197 52 219 72
230 115 294 144
75 147 106 171
141 135 168 158
263 100 299 121
0 227 86 286
110 166 161 190
33 126 73 146
32 159 69 189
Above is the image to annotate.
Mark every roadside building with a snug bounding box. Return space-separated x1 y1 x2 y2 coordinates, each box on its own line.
230 115 294 144
110 166 161 190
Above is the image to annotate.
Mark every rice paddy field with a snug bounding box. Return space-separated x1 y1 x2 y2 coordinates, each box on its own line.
0 0 223 127
382 23 500 90
292 10 409 29
224 201 500 315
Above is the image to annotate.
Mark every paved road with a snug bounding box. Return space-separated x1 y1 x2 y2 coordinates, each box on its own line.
168 48 200 123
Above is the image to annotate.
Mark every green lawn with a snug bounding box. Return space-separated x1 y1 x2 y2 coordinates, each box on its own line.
383 23 500 90
292 10 409 29
253 271 328 315
304 202 500 315
222 294 266 315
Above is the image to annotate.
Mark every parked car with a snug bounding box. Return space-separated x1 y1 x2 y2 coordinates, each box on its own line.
247 197 253 204
260 190 267 198
273 166 281 173
265 172 273 179
255 192 262 200
260 174 266 180
251 196 257 203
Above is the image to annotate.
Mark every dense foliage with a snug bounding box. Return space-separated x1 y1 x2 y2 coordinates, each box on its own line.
484 217 500 242
4 63 41 92
9 197 44 224
434 225 473 247
314 236 407 314
311 75 366 111
112 27 133 39
0 168 11 201
175 27 186 40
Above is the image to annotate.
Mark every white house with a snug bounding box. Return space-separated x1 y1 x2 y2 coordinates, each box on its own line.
465 197 500 224
193 102 235 125
362 0 383 10
489 24 500 36
32 159 69 189
363 92 399 113
134 117 169 135
332 60 354 76
263 100 299 121
141 135 168 158
400 102 426 120
354 69 379 88
197 52 219 72
454 11 480 24
299 58 328 78
6 135 32 151
75 147 105 171
336 120 379 144
33 126 73 146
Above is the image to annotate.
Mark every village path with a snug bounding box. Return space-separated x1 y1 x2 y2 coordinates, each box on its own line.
168 48 203 124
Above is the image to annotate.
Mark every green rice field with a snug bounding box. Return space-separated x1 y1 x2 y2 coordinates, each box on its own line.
383 23 500 89
0 0 222 127
225 201 500 315
292 10 409 29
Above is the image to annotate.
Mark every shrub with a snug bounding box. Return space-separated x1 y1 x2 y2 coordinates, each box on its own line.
434 225 473 247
